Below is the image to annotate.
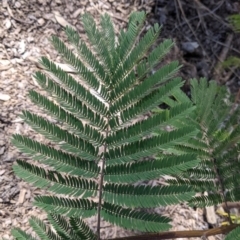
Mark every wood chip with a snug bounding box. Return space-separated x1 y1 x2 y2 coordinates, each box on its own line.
0 93 11 101
3 19 12 30
53 11 76 30
17 189 27 205
204 192 217 225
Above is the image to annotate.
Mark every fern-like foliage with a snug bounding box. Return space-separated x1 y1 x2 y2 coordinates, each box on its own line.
222 56 240 69
221 14 240 71
11 214 97 240
225 226 240 240
221 14 240 70
11 12 200 239
228 14 240 33
162 78 240 209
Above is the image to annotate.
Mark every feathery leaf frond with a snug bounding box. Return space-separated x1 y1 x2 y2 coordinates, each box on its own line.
104 154 199 183
69 217 97 240
106 127 197 165
13 160 98 198
29 90 104 146
38 57 109 116
12 134 99 177
107 103 194 147
21 111 97 160
102 202 171 232
225 226 240 240
11 229 37 240
81 13 114 75
117 11 146 62
162 78 240 210
12 11 231 239
50 36 109 102
29 217 61 240
34 196 97 218
103 184 194 208
65 26 108 86
33 71 106 130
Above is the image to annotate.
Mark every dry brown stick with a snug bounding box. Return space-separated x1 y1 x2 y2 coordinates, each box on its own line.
195 2 207 31
209 34 240 84
174 0 181 24
109 224 238 240
221 66 238 84
6 3 33 25
212 34 233 83
90 1 128 23
172 1 226 33
176 0 210 62
222 202 240 211
194 0 231 29
208 37 240 55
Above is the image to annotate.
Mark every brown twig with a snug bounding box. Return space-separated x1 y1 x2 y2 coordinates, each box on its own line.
97 124 109 239
109 224 238 240
193 0 230 29
221 66 238 84
206 37 240 55
6 3 33 25
176 0 210 62
212 34 234 83
222 202 240 211
195 2 207 31
209 34 240 84
174 0 181 25
171 1 226 33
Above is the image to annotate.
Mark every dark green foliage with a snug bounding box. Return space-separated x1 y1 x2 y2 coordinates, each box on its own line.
33 196 97 218
104 154 199 183
10 11 240 240
29 217 61 240
12 134 100 177
103 184 194 208
47 213 97 240
11 214 97 240
13 160 98 198
11 229 37 240
225 226 240 240
229 14 240 33
101 202 171 232
221 14 240 71
162 78 240 208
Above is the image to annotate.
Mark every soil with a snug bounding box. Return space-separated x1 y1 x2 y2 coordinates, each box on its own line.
0 0 239 239
153 0 240 96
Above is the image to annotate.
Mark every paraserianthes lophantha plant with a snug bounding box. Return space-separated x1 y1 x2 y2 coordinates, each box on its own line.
9 9 239 239
11 11 240 240
153 77 240 239
9 11 199 239
221 14 240 70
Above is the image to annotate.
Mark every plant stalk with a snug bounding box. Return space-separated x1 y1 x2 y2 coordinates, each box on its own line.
96 122 109 239
109 224 238 240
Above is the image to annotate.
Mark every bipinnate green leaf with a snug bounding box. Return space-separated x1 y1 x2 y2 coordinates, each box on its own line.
29 217 61 240
225 226 240 240
11 228 37 240
34 196 97 218
12 134 100 178
69 217 97 240
104 154 199 183
11 10 225 240
103 184 194 208
13 160 98 198
102 202 171 232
